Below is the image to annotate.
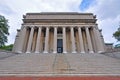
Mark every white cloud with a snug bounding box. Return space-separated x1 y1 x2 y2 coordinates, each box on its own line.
0 0 120 45
86 0 120 19
0 0 82 45
99 15 120 43
85 0 120 44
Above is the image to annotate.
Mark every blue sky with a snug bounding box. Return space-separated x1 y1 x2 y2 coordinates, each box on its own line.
0 0 120 45
80 0 95 11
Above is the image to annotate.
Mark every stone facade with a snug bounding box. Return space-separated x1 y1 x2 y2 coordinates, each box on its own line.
13 12 105 53
104 43 120 52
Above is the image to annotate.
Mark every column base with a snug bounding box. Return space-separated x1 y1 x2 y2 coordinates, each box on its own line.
63 51 67 53
17 51 22 53
89 51 94 53
35 51 40 53
26 51 31 53
43 51 48 53
80 51 85 53
72 51 77 53
53 51 57 53
98 51 104 53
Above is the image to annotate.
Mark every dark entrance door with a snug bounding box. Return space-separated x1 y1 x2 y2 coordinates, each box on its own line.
57 39 63 53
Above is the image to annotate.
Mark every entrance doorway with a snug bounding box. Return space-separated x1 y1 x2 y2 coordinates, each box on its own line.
57 39 63 53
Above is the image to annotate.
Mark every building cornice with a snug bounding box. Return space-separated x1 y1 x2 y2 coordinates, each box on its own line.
23 23 97 28
26 12 93 15
23 19 96 23
23 12 96 21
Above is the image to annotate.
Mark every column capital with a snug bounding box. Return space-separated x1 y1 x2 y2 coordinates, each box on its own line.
21 26 26 30
69 26 75 28
85 26 91 29
70 26 75 28
63 27 66 29
28 25 34 28
54 27 57 29
93 26 99 30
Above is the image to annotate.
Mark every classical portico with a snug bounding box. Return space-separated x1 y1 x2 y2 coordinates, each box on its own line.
13 12 105 53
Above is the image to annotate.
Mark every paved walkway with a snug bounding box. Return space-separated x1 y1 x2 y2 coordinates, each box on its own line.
102 52 120 59
0 51 120 76
0 76 120 80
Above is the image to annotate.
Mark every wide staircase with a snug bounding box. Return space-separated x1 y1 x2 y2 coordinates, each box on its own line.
0 51 120 75
66 53 120 74
53 53 70 73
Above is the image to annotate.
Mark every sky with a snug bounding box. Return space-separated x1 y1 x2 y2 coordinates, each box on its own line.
0 0 120 45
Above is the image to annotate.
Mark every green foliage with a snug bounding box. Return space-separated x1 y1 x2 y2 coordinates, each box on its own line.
0 44 13 51
0 15 9 47
113 27 120 41
114 44 120 48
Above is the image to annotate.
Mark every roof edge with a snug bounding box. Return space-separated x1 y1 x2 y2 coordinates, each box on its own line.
26 12 93 15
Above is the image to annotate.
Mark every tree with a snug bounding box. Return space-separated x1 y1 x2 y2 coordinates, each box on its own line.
113 22 120 41
0 15 9 47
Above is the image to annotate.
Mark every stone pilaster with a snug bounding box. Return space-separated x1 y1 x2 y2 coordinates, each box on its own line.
17 27 26 53
93 27 104 53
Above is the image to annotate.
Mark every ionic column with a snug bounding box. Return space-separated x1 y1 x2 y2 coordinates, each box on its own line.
26 27 34 53
35 27 42 53
78 27 85 53
70 27 76 53
53 27 57 53
43 27 49 53
93 27 104 53
17 27 26 53
63 27 67 53
85 27 94 53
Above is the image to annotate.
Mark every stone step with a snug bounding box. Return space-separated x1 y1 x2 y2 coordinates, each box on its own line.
0 52 120 75
66 53 120 74
53 54 70 73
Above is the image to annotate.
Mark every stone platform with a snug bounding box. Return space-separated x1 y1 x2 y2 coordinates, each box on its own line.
0 51 120 76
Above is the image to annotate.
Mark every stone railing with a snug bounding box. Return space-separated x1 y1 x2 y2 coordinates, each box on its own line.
105 48 120 53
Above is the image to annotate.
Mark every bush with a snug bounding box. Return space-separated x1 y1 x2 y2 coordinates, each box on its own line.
115 44 120 48
0 44 13 51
